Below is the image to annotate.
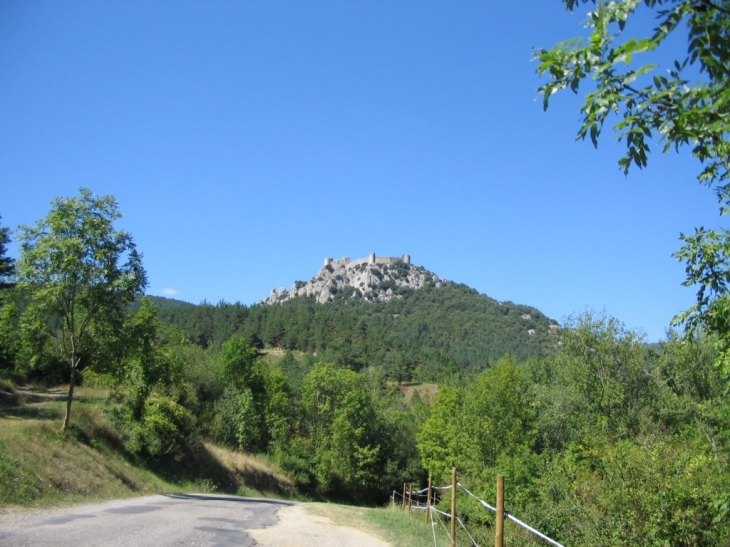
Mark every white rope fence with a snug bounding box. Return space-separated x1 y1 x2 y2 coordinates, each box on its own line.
458 481 566 547
430 506 452 545
393 475 566 547
456 515 479 547
428 498 440 547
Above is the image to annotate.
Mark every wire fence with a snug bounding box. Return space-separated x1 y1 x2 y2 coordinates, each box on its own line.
390 471 566 547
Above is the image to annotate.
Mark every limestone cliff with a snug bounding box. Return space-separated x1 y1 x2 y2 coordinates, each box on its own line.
264 255 449 305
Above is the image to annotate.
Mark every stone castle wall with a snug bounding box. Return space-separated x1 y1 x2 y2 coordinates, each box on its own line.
324 253 410 269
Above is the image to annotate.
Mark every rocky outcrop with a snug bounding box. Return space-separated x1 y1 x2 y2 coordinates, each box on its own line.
264 256 448 305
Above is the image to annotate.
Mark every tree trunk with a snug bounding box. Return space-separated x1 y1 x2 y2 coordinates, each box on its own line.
62 357 79 431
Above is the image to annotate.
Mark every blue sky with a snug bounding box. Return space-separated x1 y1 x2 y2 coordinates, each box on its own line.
0 1 723 342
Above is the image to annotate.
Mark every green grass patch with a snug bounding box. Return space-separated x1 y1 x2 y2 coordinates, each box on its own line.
303 503 444 547
363 505 448 547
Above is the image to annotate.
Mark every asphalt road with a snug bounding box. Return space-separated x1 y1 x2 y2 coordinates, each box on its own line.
0 494 295 547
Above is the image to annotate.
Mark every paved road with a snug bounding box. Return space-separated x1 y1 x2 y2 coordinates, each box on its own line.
0 494 295 547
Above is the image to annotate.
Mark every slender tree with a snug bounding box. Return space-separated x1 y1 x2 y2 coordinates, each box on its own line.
17 189 147 430
0 214 15 288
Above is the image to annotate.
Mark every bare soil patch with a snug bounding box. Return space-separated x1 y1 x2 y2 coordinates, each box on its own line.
249 503 391 547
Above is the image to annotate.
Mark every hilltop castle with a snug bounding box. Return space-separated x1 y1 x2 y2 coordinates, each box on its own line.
264 253 450 305
323 253 411 269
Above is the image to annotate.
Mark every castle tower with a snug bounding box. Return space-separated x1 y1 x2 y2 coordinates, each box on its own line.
324 257 332 267
369 253 376 264
402 254 410 264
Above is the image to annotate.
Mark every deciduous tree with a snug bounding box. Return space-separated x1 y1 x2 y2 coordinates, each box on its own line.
17 189 147 430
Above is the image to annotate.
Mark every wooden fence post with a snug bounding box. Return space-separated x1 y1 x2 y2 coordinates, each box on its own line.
496 475 504 547
451 467 457 547
425 475 432 524
402 482 406 508
408 482 413 513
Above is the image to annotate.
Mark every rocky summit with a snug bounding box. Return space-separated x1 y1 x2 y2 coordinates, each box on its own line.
264 254 449 305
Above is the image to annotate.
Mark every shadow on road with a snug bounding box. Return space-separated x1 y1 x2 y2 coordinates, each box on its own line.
164 493 295 506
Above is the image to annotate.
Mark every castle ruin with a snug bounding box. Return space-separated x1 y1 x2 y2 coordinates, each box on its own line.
323 253 411 269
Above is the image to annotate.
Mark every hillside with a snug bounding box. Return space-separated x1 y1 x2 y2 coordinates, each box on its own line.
152 254 559 379
0 384 298 507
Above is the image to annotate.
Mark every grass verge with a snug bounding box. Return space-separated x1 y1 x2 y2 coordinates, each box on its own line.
304 503 442 547
0 385 299 508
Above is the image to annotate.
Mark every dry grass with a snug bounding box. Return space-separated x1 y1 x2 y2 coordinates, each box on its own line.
396 382 439 405
258 348 306 366
0 391 168 507
204 443 297 499
0 385 300 508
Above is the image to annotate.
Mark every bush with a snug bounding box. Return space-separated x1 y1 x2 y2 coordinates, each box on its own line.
211 386 264 452
117 393 196 458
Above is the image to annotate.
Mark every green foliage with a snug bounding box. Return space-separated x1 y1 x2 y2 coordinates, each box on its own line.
415 313 730 546
673 227 730 335
14 312 66 385
418 357 536 483
537 0 730 198
536 312 655 447
212 386 263 452
301 362 371 487
104 298 200 460
537 1 730 391
152 283 556 382
220 334 261 389
416 385 463 483
529 436 726 547
125 394 196 458
654 330 726 437
0 300 22 375
173 335 221 403
461 357 535 472
210 336 296 456
264 366 293 455
16 188 147 430
277 350 308 391
0 215 14 288
295 361 419 501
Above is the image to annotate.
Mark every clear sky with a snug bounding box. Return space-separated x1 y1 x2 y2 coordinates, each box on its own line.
0 1 723 342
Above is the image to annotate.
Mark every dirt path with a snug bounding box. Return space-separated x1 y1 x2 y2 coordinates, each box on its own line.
250 504 391 547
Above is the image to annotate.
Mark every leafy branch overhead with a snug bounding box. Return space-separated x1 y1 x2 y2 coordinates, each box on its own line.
536 0 730 207
536 0 730 333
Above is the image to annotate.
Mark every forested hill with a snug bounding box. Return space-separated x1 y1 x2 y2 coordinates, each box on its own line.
146 263 559 380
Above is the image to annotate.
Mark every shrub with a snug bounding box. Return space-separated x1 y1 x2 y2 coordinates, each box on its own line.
118 393 196 458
